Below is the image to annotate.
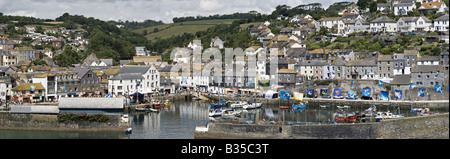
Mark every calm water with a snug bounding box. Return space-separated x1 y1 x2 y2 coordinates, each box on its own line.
0 100 447 139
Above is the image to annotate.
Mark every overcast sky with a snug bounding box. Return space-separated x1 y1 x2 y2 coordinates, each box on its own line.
0 0 356 23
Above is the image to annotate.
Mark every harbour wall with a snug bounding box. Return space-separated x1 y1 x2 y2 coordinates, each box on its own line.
207 95 449 108
194 113 449 139
0 112 129 131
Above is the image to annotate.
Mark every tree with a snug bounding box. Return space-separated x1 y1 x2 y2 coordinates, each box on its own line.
356 0 370 10
369 1 378 13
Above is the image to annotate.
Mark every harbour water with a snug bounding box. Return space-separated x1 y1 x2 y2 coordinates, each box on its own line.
0 100 447 139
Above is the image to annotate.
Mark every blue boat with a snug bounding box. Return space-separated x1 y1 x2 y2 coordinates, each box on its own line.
292 104 307 112
124 127 132 134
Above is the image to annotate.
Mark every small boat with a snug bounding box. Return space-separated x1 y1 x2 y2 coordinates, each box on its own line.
320 105 330 109
243 103 255 110
209 109 223 117
279 106 290 110
164 100 172 107
121 114 129 123
292 104 307 112
337 105 351 109
124 127 132 134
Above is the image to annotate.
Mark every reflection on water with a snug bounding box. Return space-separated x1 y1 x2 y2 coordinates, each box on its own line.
129 100 210 139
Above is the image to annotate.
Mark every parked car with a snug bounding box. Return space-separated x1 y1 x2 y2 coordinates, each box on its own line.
361 96 373 100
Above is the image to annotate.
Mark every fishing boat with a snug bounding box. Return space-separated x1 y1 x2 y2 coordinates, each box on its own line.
124 127 132 134
292 104 307 112
375 111 404 122
209 109 223 117
334 111 357 123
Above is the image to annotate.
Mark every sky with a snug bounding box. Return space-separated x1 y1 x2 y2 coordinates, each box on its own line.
0 0 357 23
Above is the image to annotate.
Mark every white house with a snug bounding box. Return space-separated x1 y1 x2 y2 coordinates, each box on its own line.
394 3 416 16
397 16 433 32
434 14 449 32
370 16 397 32
210 36 224 49
377 3 391 14
419 1 449 13
343 19 370 34
109 66 160 96
316 17 344 33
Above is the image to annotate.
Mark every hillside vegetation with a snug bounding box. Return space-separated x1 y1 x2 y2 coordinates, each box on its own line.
133 19 238 41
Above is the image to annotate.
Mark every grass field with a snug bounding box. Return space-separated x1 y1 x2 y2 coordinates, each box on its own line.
133 19 244 40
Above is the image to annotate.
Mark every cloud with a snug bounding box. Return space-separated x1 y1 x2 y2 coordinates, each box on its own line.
0 0 356 23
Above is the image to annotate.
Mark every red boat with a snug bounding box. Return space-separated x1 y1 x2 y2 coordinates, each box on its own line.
280 106 290 110
334 112 357 123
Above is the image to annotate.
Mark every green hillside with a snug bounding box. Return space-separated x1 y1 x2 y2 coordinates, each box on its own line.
133 19 239 40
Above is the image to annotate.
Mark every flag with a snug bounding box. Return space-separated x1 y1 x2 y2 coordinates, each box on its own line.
333 89 342 97
248 80 254 87
434 85 442 93
410 83 416 90
293 92 303 101
348 90 357 99
280 91 291 100
418 88 425 97
378 80 383 87
60 86 66 92
394 90 402 99
136 81 141 87
362 88 371 97
351 80 354 86
306 89 314 98
30 85 36 92
380 91 389 100
270 82 275 90
320 89 327 96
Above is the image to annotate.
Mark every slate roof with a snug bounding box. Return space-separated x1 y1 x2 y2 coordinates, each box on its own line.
391 75 411 85
117 66 151 74
109 73 144 80
399 16 432 23
435 14 449 21
298 60 326 66
411 65 443 73
346 58 377 66
417 56 440 61
371 16 396 23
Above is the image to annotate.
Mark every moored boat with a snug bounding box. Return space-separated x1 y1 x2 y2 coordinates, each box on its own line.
209 109 223 117
124 127 132 134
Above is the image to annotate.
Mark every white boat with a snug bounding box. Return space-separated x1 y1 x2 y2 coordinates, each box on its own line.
243 103 254 110
375 111 404 122
136 107 159 112
124 127 132 134
121 114 129 123
222 109 242 117
230 101 247 108
209 110 223 117
337 105 351 109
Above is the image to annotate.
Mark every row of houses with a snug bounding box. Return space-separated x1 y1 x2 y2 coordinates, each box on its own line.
316 13 448 34
0 52 162 104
